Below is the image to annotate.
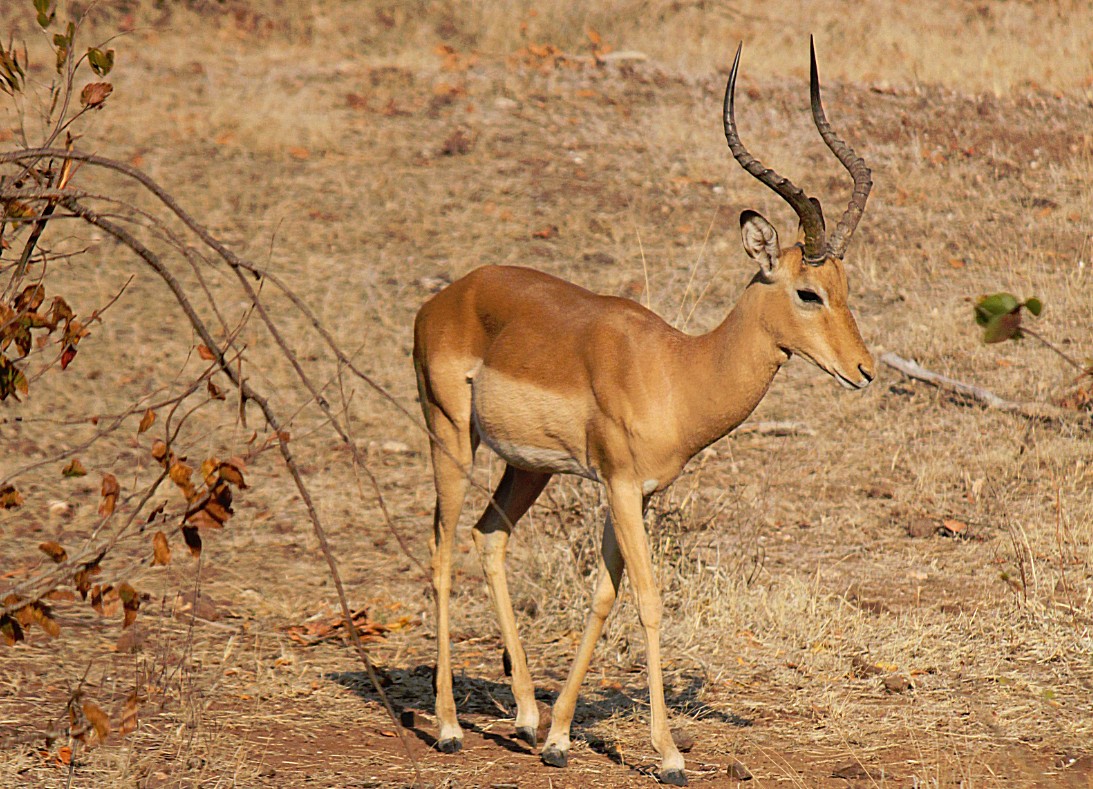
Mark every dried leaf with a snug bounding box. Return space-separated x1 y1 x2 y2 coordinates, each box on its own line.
0 483 24 509
151 531 170 566
79 81 113 107
0 613 25 645
196 344 215 361
38 541 67 563
181 523 202 557
149 437 168 461
187 508 222 530
137 408 155 433
207 379 225 400
114 692 140 736
62 458 87 477
60 343 78 370
218 460 246 488
30 602 60 637
99 473 119 517
118 582 140 628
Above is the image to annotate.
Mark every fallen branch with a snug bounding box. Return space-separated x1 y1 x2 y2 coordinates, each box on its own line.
733 420 814 437
880 352 1077 422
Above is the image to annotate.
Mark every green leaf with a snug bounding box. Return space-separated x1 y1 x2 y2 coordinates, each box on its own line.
982 312 1022 344
1024 297 1043 316
87 47 115 77
37 9 53 28
976 292 1020 317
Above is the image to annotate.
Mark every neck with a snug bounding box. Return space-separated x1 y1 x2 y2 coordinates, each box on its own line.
673 284 787 456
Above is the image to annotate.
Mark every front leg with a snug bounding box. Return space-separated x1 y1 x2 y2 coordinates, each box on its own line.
542 513 623 766
605 480 686 785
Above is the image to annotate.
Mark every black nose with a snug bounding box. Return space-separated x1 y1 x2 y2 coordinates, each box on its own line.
858 365 874 383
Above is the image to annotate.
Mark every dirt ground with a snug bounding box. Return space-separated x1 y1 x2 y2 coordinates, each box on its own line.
1 2 1092 787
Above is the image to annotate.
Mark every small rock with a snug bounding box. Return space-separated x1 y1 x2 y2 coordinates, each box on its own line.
905 517 936 539
851 655 883 677
883 673 912 693
380 440 413 455
416 275 450 294
727 759 752 780
258 765 276 778
670 727 695 752
832 761 875 779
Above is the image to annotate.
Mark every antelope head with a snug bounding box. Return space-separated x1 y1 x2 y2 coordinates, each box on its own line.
725 38 875 390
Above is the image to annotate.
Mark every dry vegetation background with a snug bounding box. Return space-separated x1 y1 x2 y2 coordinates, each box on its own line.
1 0 1092 786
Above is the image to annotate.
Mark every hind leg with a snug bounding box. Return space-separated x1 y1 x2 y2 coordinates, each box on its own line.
426 413 476 753
471 465 551 746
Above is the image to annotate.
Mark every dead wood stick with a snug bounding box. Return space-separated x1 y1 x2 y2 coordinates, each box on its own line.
734 420 814 437
880 352 1073 421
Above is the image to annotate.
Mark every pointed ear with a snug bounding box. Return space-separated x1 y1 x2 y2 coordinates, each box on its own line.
795 197 826 245
740 210 780 274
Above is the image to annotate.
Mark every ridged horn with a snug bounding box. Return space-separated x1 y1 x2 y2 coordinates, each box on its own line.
809 35 872 259
723 42 828 264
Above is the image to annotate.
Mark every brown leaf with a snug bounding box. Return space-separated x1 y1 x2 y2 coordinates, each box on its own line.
60 343 78 370
287 146 310 160
79 81 112 107
168 462 196 500
38 541 68 563
207 379 226 400
187 508 222 530
0 483 23 509
200 457 219 486
82 701 111 742
151 531 170 566
137 408 155 433
99 473 119 517
181 523 202 557
14 284 45 312
114 692 140 736
55 745 72 765
219 458 247 488
150 439 169 464
196 344 215 361
30 603 60 637
0 613 25 645
118 582 140 628
532 224 558 239
62 458 87 477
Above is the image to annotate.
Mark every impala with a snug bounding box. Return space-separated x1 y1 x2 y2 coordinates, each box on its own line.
412 38 874 785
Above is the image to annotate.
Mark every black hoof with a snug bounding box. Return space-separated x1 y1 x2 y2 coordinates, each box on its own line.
436 738 463 754
515 726 537 747
659 768 687 786
502 647 513 677
541 746 568 768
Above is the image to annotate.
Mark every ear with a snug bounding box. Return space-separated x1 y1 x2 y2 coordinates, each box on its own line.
740 210 780 275
795 197 826 245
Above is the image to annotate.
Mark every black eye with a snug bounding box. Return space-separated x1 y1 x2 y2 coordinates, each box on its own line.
796 289 824 305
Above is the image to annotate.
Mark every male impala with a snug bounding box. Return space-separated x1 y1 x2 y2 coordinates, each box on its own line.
412 38 874 785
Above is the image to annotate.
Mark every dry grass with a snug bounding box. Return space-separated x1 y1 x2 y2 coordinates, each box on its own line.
1 1 1092 786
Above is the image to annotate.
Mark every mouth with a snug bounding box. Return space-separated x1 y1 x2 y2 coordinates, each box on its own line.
833 369 864 390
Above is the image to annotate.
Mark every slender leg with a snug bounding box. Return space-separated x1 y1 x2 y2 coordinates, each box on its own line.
471 465 551 746
604 481 686 785
427 416 475 753
541 512 624 767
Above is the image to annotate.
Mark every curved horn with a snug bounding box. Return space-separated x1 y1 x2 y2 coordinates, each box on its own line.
724 42 827 264
809 35 872 259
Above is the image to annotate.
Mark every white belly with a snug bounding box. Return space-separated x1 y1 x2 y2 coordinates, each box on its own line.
469 366 599 481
